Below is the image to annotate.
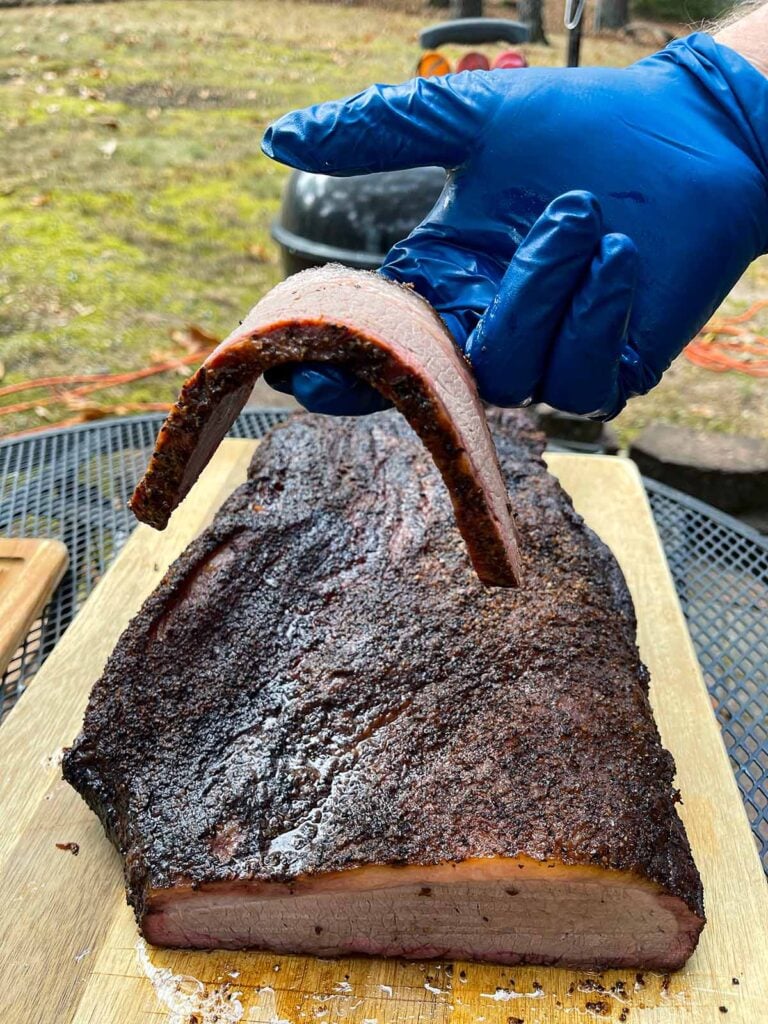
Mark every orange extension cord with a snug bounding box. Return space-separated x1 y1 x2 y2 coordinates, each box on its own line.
0 345 217 437
2 303 766 438
684 300 768 377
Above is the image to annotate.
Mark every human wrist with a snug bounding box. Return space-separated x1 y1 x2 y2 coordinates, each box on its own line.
715 2 768 77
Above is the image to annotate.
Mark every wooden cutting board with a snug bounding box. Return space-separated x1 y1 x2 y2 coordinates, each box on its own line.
0 537 68 678
0 440 766 1024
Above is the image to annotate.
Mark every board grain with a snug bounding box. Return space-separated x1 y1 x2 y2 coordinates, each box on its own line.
0 440 766 1024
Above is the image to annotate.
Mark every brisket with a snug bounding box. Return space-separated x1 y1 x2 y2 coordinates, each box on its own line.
130 265 521 587
64 410 705 969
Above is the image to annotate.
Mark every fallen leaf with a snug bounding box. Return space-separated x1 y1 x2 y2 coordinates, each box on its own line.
79 405 112 422
246 243 270 263
99 138 117 158
148 350 189 376
62 395 112 420
30 193 51 207
96 117 120 130
62 400 172 426
690 404 715 418
169 323 220 354
34 405 54 420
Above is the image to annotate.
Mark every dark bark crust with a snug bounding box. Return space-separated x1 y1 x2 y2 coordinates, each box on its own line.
64 410 704 939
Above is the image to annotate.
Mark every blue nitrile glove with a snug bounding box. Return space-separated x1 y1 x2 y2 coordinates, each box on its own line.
262 34 768 419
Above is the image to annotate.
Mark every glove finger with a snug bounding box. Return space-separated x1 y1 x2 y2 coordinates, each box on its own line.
262 73 500 175
541 233 638 418
267 363 392 417
464 191 603 407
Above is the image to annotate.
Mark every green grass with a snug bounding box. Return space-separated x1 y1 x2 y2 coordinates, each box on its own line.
614 259 768 445
0 0 765 443
0 0 435 433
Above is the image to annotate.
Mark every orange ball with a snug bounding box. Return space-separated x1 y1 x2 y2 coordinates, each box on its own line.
416 51 452 78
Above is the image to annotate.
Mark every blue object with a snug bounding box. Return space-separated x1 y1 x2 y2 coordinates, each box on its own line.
262 34 768 418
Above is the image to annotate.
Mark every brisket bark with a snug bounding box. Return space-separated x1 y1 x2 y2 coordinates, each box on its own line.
64 411 705 969
130 265 521 587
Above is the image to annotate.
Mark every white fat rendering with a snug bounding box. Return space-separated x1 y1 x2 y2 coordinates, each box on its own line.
136 938 244 1024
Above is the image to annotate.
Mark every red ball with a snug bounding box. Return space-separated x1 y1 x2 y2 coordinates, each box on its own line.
456 51 491 73
492 50 528 70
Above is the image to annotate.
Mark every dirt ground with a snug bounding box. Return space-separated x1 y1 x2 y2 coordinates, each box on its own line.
0 0 765 442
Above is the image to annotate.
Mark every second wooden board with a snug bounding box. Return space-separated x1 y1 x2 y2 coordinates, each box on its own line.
0 441 765 1024
0 536 68 678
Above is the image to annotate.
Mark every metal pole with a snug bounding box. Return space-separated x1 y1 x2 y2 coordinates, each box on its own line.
567 16 582 66
564 0 585 66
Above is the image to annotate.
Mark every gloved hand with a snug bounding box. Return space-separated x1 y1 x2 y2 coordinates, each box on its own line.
262 33 768 419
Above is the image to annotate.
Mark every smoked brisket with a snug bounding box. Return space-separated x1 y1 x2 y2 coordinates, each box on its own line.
64 410 705 969
130 265 521 587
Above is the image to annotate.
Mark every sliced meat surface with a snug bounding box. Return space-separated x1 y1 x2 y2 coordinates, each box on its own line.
130 264 520 587
144 860 701 969
64 410 705 969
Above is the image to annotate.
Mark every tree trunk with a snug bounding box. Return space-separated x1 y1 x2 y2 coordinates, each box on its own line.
450 0 483 16
595 0 628 30
519 0 549 43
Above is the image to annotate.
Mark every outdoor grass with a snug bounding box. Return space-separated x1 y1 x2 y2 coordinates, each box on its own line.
0 0 765 441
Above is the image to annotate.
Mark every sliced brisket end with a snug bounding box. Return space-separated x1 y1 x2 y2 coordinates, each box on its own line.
64 410 705 969
130 265 520 587
140 862 702 970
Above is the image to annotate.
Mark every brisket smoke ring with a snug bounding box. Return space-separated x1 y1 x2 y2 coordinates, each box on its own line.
130 265 521 587
65 410 704 969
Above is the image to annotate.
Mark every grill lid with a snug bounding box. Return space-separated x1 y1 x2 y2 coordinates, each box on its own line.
272 167 446 269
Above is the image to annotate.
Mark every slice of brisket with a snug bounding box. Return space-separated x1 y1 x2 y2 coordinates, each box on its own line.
130 265 521 587
64 410 705 969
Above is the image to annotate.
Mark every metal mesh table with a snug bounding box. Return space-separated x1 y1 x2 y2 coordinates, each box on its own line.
1 412 766 870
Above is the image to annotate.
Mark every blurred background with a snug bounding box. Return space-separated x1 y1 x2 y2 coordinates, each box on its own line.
0 0 765 473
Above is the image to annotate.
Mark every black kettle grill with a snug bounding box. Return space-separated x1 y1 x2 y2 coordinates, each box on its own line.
272 167 447 277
